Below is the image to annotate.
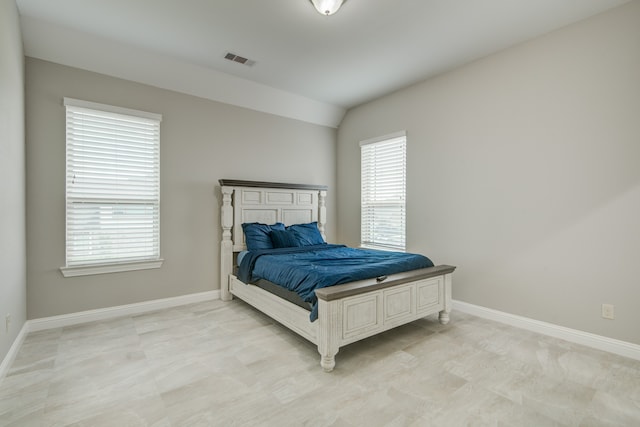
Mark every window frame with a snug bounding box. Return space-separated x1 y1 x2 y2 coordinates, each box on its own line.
360 130 407 252
60 98 163 277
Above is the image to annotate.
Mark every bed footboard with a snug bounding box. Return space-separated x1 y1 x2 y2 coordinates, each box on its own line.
315 265 455 372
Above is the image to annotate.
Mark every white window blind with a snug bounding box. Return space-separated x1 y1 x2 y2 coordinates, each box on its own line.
360 132 406 251
64 98 161 270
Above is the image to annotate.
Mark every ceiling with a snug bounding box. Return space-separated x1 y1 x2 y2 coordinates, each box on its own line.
16 0 630 127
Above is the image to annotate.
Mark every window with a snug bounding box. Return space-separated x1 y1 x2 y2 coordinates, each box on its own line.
360 131 406 251
61 98 162 277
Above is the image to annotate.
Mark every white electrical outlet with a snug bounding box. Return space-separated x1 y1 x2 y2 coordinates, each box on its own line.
5 314 10 333
602 304 615 320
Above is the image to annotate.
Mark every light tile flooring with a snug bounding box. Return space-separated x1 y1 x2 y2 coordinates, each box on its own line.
1 299 639 427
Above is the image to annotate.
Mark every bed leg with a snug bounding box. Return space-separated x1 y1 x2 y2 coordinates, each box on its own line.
439 272 453 324
220 274 233 302
317 299 339 372
320 353 337 372
438 310 450 325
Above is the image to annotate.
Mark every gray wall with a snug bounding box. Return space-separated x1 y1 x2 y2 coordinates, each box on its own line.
26 58 336 319
337 2 640 345
0 0 27 362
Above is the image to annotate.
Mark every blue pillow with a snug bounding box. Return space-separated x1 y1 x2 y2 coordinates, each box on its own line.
269 229 301 249
242 222 285 251
287 222 325 246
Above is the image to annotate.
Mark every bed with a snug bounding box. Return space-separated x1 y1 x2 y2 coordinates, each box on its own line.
219 179 456 372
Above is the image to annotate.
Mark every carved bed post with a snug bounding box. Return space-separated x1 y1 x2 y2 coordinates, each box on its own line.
220 186 234 301
317 298 339 372
318 190 327 241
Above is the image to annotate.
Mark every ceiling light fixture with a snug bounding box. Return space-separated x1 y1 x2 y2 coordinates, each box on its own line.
310 0 346 16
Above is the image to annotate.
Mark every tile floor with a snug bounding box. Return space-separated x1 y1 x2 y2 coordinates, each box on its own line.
1 299 639 426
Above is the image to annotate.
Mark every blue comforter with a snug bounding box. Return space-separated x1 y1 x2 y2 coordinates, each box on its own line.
238 244 434 321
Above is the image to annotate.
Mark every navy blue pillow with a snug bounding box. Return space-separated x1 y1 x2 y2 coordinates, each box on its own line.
242 222 285 251
287 222 325 246
269 229 301 249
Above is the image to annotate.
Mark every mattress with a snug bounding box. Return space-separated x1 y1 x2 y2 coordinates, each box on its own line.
238 244 434 321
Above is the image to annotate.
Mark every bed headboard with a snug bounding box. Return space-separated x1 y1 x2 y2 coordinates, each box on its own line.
218 179 328 300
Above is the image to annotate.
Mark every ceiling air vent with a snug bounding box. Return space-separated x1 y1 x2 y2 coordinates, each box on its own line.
224 52 255 67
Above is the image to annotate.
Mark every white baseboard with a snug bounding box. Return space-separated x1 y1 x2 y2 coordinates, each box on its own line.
28 290 220 332
0 322 29 382
453 300 640 361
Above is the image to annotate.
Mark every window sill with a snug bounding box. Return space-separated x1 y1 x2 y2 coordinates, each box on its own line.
60 259 164 277
360 244 405 253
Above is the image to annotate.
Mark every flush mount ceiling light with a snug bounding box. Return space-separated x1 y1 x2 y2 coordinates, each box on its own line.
310 0 347 16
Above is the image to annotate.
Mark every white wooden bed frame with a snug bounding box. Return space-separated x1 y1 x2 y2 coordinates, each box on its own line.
219 179 455 372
